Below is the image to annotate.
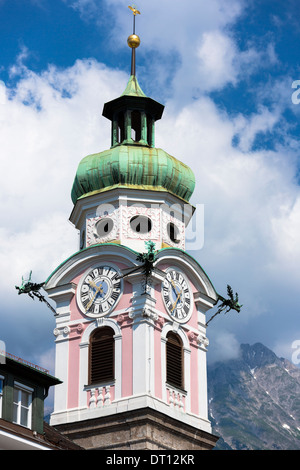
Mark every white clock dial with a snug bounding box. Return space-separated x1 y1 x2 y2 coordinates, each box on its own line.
162 268 192 323
78 265 122 317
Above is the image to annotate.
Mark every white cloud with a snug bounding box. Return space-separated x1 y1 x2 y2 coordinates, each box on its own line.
207 330 241 364
0 213 75 290
270 195 300 278
62 0 100 21
195 31 279 93
233 106 281 152
196 31 239 90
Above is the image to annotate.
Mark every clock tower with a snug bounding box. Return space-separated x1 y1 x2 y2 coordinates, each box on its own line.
44 16 219 450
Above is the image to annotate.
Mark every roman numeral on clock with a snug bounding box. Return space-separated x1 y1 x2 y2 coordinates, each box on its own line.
111 290 119 301
81 294 89 303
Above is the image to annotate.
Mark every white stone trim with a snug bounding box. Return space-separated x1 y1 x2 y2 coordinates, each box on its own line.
197 346 209 420
50 393 212 435
161 322 191 412
53 336 69 413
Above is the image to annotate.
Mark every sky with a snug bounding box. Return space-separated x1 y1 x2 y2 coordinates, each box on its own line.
1 0 300 404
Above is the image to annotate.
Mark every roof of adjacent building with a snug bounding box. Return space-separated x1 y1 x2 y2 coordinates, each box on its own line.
0 419 83 450
0 353 61 387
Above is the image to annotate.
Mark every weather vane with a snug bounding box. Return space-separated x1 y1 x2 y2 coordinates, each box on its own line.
128 5 141 24
127 5 141 76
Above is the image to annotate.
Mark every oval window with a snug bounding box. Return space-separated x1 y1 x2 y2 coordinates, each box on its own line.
96 218 114 238
167 223 180 244
130 215 152 234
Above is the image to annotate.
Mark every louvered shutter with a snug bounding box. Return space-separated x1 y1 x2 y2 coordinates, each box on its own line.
166 332 183 389
89 327 114 384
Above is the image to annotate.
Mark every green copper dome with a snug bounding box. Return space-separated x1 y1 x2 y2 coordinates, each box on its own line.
71 145 195 204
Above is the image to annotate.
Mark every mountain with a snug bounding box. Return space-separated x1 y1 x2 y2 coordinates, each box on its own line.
207 343 300 450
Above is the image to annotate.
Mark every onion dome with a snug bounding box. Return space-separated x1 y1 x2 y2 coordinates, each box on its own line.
71 144 195 204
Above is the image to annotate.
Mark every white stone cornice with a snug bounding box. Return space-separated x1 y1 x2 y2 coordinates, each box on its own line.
193 290 217 312
69 187 195 230
45 282 77 318
45 282 76 302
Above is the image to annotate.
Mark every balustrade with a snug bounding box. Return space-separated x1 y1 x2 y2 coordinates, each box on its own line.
88 385 111 409
166 385 186 412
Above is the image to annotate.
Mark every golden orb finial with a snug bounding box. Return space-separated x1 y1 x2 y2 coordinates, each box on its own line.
127 33 140 49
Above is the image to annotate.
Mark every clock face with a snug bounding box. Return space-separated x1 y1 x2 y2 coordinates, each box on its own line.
78 264 122 317
162 268 192 323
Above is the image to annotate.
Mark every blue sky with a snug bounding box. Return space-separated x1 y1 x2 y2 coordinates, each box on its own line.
0 0 300 403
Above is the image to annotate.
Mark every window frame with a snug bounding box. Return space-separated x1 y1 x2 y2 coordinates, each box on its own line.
166 331 184 391
89 326 115 386
13 381 33 429
130 215 152 234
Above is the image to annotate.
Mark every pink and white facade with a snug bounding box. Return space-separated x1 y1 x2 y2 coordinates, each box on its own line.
44 186 218 436
43 39 219 444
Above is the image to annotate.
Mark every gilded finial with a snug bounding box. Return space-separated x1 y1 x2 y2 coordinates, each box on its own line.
127 4 141 76
128 5 140 16
127 34 140 49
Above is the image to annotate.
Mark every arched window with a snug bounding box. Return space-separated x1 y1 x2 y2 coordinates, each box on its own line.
147 114 153 147
131 110 141 142
89 327 115 384
117 112 125 144
167 222 180 244
166 331 184 390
